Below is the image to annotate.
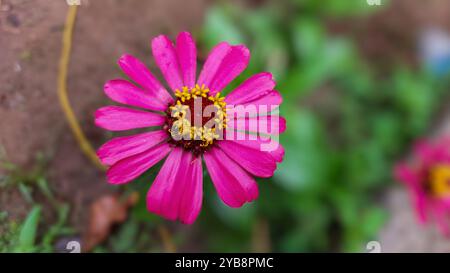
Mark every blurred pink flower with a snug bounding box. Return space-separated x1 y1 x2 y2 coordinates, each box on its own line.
395 138 450 235
95 32 285 224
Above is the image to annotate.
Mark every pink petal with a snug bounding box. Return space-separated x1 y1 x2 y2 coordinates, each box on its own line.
95 106 165 131
394 163 420 187
204 148 258 208
179 156 203 224
225 131 284 162
97 130 168 166
176 32 197 88
413 140 435 167
151 35 183 92
414 190 428 224
227 90 282 116
147 148 184 220
241 90 282 112
225 72 276 104
198 43 250 94
431 138 450 162
197 42 231 89
228 115 286 135
104 80 167 112
218 140 277 178
147 148 203 224
394 163 428 223
118 54 173 104
106 142 171 184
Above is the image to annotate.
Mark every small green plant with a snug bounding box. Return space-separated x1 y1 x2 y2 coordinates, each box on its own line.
0 153 74 253
0 153 53 204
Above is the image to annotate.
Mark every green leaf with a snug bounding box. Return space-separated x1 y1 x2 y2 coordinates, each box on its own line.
41 203 73 251
18 184 34 204
111 221 139 252
36 177 54 202
15 206 41 252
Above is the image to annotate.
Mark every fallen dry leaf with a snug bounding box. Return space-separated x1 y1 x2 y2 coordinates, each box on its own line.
82 192 139 252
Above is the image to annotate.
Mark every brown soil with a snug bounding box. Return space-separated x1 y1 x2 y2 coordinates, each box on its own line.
0 0 206 230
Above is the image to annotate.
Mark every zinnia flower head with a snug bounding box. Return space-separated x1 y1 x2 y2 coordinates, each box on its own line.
95 32 285 224
394 137 450 235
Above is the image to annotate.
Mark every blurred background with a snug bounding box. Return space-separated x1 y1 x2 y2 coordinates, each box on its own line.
2 0 450 252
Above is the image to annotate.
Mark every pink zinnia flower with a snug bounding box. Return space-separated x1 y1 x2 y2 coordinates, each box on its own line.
95 32 285 224
394 138 450 235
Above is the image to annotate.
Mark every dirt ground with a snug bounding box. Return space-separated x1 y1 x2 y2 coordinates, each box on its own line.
0 0 206 230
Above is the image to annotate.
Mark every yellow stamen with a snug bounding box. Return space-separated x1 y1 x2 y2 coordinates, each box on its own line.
169 85 227 148
430 165 450 197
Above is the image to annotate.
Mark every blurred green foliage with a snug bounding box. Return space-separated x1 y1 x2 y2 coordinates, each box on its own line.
195 0 449 252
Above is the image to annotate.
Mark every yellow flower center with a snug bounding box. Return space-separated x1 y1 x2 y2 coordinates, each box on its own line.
429 165 450 198
166 84 227 154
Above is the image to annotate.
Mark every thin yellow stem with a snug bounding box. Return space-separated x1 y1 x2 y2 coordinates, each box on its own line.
57 5 105 171
251 217 271 253
157 225 177 253
58 6 176 253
